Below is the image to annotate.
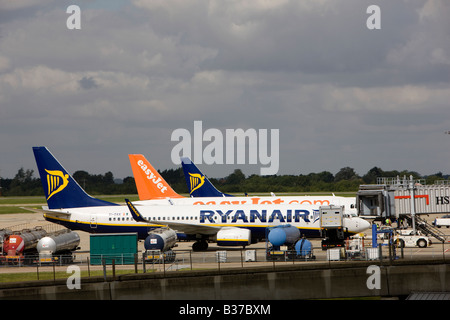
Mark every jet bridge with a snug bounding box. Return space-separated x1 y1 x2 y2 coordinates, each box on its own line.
357 176 449 242
358 176 450 218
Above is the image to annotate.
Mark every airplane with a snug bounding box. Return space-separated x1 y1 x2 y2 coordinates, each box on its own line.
125 199 370 251
130 154 359 216
180 156 233 197
33 147 370 251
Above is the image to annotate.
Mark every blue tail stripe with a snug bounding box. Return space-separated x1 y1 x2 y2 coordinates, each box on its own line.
33 146 118 209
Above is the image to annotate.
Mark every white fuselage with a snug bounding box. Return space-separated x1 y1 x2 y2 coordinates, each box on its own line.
134 195 357 213
44 201 368 241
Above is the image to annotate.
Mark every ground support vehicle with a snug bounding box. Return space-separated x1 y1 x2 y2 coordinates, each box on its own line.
433 215 450 228
320 205 345 250
395 229 431 248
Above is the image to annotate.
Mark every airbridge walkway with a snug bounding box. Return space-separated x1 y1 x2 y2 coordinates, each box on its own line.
1 259 449 300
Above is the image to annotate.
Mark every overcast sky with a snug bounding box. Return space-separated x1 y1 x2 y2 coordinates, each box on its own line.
1 0 449 180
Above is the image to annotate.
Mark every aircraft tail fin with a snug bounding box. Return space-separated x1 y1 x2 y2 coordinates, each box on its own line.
129 154 184 200
32 146 118 209
181 157 233 197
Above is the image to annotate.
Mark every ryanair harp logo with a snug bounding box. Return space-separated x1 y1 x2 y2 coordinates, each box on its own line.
188 173 205 194
45 169 69 200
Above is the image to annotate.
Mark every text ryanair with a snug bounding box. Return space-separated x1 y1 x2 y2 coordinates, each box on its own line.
200 208 320 224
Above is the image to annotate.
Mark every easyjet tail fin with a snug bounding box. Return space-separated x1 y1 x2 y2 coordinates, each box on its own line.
181 157 234 198
33 146 118 209
129 154 184 200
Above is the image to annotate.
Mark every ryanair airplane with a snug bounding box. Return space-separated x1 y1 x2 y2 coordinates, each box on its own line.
130 154 358 216
33 147 370 251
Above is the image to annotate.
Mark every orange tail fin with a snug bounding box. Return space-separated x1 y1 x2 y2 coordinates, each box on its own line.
129 154 184 200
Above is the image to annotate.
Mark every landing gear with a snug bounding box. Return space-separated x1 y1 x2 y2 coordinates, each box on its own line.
192 240 208 251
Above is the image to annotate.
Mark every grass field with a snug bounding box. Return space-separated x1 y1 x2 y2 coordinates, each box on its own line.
0 195 141 215
0 206 35 214
0 269 149 283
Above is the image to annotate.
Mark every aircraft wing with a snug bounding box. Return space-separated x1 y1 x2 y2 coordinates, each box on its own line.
153 221 220 235
125 199 220 235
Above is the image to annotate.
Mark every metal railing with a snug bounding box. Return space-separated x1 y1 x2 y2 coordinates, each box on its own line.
1 238 450 284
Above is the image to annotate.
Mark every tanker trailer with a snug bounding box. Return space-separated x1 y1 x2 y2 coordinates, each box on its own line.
1 227 48 265
0 228 12 255
144 228 177 263
37 230 80 264
19 227 48 251
294 237 315 260
266 225 302 261
1 235 25 264
0 229 12 243
268 225 300 247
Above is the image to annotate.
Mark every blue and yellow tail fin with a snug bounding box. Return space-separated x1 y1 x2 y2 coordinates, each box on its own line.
33 146 118 209
180 157 234 197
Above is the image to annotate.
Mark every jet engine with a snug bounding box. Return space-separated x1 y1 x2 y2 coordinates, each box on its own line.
216 227 251 247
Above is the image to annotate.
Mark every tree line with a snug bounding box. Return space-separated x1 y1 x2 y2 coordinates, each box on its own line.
0 166 448 197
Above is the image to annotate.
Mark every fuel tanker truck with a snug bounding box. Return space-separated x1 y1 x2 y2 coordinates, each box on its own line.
266 225 314 261
144 228 177 263
1 227 47 264
36 230 80 264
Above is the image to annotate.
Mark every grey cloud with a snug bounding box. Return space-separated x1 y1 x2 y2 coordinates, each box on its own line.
0 0 449 179
79 76 99 90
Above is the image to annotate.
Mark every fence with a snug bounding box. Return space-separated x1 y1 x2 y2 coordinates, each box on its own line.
1 237 450 284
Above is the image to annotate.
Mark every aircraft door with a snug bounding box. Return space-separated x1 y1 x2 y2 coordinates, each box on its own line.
90 215 98 229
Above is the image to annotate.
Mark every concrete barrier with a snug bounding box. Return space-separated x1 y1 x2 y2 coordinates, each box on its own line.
0 259 449 300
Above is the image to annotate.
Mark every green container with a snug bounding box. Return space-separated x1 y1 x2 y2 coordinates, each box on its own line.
90 233 138 265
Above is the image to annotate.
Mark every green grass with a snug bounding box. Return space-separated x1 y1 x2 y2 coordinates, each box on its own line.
0 195 141 215
0 206 35 214
0 195 141 206
0 196 46 205
0 269 151 283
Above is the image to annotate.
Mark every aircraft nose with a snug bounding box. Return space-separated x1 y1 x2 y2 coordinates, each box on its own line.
358 218 371 232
